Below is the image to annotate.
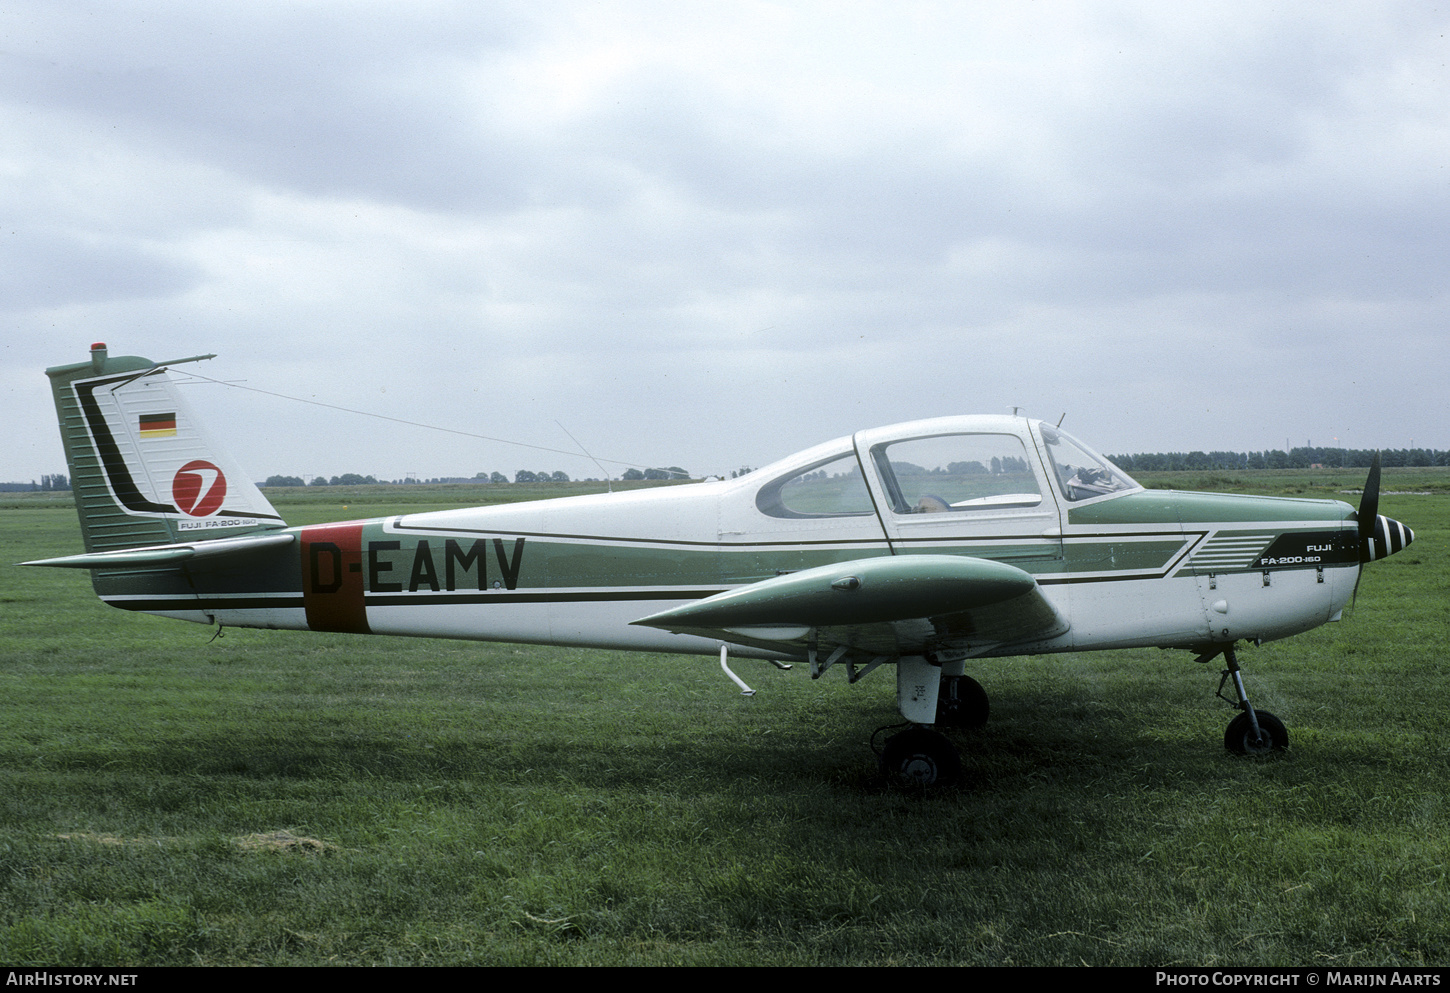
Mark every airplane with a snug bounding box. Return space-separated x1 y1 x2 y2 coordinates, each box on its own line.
24 343 1417 786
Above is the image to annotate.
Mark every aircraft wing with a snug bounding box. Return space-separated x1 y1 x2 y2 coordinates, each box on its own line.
631 554 1069 661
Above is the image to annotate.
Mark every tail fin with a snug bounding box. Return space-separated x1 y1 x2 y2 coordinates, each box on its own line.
46 343 285 554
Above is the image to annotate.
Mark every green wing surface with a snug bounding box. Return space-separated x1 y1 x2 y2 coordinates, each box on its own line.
632 554 1069 659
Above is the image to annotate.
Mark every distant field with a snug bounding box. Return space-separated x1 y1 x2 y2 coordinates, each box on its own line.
0 477 669 515
1 484 1446 965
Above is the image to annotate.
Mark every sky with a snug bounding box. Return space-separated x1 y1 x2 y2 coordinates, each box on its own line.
3 1 1447 484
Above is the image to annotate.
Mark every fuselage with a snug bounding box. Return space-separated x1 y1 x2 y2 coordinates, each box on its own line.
100 415 1368 663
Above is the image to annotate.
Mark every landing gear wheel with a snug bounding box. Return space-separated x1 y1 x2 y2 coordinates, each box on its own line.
1224 711 1288 756
881 727 962 787
936 674 989 729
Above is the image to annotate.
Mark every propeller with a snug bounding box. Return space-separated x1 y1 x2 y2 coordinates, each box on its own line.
1357 452 1414 564
1351 452 1415 607
1350 454 1382 608
1357 453 1381 555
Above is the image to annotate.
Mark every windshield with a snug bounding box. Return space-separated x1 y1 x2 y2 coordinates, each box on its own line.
1038 426 1139 502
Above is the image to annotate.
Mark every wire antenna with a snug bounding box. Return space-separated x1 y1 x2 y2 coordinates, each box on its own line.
557 420 612 493
177 369 649 471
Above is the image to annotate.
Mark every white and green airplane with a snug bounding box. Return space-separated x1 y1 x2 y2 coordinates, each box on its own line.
27 344 1416 785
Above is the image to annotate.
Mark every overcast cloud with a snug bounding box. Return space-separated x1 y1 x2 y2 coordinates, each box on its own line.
3 1 1447 484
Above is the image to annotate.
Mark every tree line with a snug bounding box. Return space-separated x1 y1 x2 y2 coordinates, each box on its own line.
263 466 692 487
1109 447 1450 471
0 474 70 492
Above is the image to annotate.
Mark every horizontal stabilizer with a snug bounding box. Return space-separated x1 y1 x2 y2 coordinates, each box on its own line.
22 530 295 569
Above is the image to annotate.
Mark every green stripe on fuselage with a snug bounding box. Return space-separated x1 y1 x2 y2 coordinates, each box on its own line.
1068 490 1353 526
365 523 897 591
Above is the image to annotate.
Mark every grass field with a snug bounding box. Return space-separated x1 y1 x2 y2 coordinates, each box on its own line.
1 478 1446 966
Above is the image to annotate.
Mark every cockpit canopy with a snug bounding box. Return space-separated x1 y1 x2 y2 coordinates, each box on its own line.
754 417 1139 520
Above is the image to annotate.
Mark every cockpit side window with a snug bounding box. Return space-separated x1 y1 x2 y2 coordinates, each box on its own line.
755 452 874 519
871 434 1043 515
1039 426 1139 502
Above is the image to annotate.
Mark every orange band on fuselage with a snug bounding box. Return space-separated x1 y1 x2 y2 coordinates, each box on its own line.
301 523 370 633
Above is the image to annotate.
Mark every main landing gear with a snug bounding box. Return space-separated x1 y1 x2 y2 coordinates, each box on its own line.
936 673 990 730
880 725 962 787
877 659 988 787
1199 643 1289 755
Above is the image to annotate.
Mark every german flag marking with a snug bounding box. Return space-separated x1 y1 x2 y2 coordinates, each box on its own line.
139 413 177 438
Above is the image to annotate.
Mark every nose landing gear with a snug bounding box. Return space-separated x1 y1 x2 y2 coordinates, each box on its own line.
1224 710 1289 755
1199 643 1289 755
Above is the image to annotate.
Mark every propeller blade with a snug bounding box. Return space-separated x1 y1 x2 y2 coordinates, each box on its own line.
1352 453 1381 607
1358 453 1381 543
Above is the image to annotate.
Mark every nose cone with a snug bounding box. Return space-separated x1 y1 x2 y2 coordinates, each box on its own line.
1361 515 1414 562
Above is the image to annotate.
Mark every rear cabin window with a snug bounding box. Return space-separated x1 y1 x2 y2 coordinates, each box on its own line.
756 452 875 519
871 434 1043 515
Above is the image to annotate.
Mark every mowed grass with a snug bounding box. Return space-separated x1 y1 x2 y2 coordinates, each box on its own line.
0 484 1447 966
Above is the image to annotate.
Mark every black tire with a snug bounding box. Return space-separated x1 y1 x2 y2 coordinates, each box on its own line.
936 674 989 729
1224 711 1289 755
881 727 962 787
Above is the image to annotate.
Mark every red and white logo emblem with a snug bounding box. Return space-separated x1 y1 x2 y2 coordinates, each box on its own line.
172 460 228 517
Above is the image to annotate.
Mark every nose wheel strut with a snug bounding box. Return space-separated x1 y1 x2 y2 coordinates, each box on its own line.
1198 644 1289 755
